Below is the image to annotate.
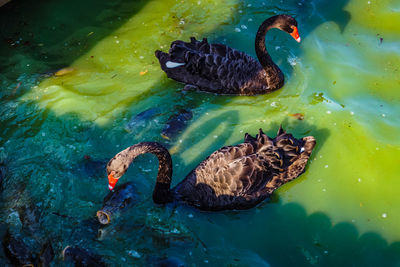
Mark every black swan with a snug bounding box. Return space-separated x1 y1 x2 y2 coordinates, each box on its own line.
106 127 315 211
155 15 301 96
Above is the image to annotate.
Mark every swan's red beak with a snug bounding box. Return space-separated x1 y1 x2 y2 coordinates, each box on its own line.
108 172 118 191
290 27 301 43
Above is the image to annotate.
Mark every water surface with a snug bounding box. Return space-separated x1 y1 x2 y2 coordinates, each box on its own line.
1 0 400 266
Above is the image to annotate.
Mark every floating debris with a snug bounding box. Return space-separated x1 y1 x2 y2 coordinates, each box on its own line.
140 70 148 76
288 113 304 120
55 67 75 77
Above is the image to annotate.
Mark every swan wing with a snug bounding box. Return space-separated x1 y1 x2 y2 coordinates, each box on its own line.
174 143 277 210
155 37 265 95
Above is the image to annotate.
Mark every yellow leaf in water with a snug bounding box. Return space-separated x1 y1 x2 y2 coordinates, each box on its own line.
55 67 75 77
288 113 304 120
169 145 179 155
140 70 148 76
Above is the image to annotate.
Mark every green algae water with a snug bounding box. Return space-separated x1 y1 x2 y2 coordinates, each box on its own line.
1 0 400 265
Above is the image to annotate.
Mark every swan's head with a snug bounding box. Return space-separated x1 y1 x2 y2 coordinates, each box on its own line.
276 15 301 43
106 148 132 190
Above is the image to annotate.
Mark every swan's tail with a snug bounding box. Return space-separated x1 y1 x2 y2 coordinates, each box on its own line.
244 126 316 171
155 37 209 73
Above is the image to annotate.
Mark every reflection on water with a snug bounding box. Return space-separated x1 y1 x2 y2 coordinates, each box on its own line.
1 0 400 265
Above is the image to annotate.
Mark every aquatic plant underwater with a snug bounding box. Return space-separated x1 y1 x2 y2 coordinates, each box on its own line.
0 0 400 266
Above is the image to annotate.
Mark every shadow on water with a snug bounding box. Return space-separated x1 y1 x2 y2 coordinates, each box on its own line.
0 0 149 78
203 201 400 266
169 109 239 167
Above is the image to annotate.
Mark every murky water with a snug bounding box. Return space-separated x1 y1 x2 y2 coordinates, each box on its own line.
1 0 400 266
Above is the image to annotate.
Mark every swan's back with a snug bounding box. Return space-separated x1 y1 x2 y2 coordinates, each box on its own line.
155 37 269 95
172 127 316 210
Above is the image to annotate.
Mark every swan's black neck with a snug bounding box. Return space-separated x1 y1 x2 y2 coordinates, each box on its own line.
255 15 284 88
122 142 173 204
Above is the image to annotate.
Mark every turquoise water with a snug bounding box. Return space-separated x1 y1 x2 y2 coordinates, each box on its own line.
1 0 400 266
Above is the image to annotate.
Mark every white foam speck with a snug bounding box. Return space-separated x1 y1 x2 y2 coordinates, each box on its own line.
42 132 46 137
322 188 326 192
288 56 298 66
382 114 386 117
382 213 387 218
248 18 253 22
188 213 194 218
241 25 248 30
127 250 141 258
171 228 180 234
350 111 354 115
358 178 362 182
324 165 329 168
213 135 218 138
234 28 241 32
116 40 120 44
326 110 331 114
